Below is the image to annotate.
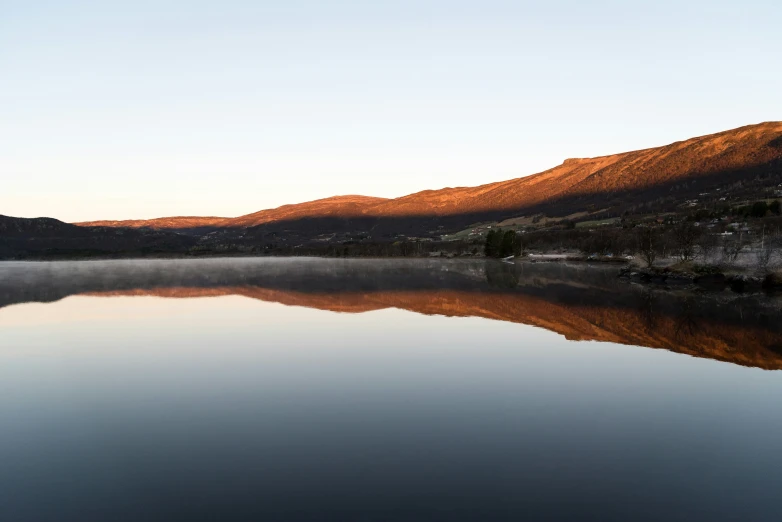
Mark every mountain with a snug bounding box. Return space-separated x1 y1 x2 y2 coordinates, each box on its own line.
0 215 198 258
74 122 782 232
225 195 390 228
75 216 229 231
5 121 782 258
0 215 83 237
76 196 390 230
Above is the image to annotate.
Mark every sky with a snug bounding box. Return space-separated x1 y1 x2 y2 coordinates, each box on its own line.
1 0 781 222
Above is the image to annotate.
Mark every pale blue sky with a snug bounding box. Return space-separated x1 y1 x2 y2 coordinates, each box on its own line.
2 0 780 222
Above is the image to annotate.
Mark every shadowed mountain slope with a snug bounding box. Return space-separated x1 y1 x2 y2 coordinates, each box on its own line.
0 215 198 258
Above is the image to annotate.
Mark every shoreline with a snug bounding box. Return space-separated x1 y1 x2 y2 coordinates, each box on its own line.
2 253 780 293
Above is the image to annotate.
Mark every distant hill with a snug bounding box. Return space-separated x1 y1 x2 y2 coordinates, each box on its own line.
76 216 229 231
74 122 782 232
0 215 197 258
225 195 390 228
76 196 390 230
0 215 82 237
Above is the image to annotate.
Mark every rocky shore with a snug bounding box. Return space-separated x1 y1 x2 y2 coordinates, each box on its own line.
618 265 782 292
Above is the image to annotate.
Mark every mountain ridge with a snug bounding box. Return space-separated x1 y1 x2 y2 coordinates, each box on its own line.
74 121 782 231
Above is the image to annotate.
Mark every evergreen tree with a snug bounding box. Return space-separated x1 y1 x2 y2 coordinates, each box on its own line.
484 229 502 257
500 230 516 257
751 201 769 218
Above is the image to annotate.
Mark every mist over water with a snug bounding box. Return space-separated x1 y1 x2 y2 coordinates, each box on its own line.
1 258 782 521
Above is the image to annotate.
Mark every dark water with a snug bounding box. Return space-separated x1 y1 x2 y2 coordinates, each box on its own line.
1 258 782 521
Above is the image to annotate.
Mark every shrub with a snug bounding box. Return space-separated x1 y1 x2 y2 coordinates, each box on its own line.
751 201 769 218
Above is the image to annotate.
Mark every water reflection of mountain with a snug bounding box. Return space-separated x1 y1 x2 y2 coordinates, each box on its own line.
2 259 781 369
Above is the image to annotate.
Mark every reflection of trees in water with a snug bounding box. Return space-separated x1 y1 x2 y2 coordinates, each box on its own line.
755 308 773 329
637 289 659 332
674 296 702 347
638 292 708 350
484 262 520 288
734 302 744 322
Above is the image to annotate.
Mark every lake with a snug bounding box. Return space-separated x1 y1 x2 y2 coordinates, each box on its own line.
1 258 782 521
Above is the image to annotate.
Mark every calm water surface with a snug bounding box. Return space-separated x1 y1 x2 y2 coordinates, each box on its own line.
1 258 781 521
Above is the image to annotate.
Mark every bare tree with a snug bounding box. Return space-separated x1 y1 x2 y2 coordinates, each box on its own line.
754 227 780 274
635 227 662 268
697 232 720 264
721 231 748 266
672 222 701 261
